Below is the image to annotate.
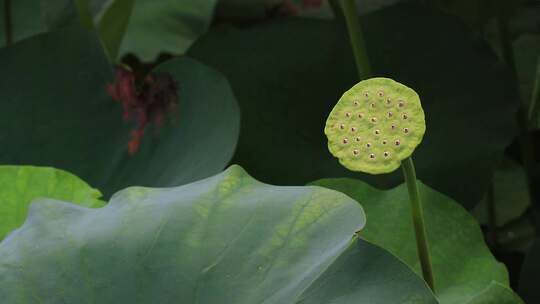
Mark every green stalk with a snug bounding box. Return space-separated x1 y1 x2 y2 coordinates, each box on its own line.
3 0 13 46
340 0 372 79
402 157 435 291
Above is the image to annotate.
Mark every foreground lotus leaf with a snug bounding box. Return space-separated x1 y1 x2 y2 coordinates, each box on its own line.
0 165 437 303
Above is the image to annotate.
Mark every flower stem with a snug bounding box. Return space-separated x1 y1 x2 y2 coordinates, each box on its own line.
4 0 13 46
340 0 371 80
401 157 435 291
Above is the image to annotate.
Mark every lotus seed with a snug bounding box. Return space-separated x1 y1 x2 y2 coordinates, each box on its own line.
404 128 410 133
355 137 361 142
371 117 377 123
384 151 390 157
353 149 359 155
395 139 401 146
366 143 372 148
351 127 357 132
343 138 349 144
339 124 345 130
374 129 381 135
345 112 351 118
369 154 375 159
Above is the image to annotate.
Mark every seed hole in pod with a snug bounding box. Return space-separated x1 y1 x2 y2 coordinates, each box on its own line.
369 153 375 159
403 128 409 134
382 139 388 145
353 100 359 106
371 117 378 123
374 129 381 135
386 98 392 105
355 137 361 142
402 113 408 120
358 113 364 119
398 101 405 108
345 112 351 118
351 127 357 132
366 143 372 148
394 139 401 146
378 91 384 97
387 112 393 118
353 149 359 156
391 124 397 130
339 124 345 130
370 103 376 108
343 138 349 144
383 151 390 157
364 92 369 98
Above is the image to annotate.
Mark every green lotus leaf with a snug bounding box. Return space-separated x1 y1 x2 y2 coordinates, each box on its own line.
311 178 523 304
0 166 104 241
0 26 240 198
0 165 438 303
325 78 425 174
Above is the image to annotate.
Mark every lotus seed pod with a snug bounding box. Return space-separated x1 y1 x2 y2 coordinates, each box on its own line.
324 77 426 174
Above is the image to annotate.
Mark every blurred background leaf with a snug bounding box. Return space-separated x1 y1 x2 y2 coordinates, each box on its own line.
118 0 219 61
0 0 45 46
0 26 240 198
472 160 531 227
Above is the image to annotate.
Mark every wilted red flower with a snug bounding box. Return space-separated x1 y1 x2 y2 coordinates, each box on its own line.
107 66 179 155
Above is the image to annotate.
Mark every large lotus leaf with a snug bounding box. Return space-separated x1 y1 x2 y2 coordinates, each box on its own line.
310 178 523 304
0 26 240 198
118 0 219 61
0 165 438 303
519 238 540 303
0 0 46 46
0 166 103 241
189 3 517 209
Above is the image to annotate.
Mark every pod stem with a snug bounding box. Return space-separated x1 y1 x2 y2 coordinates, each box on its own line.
340 0 372 80
401 157 435 291
4 0 13 46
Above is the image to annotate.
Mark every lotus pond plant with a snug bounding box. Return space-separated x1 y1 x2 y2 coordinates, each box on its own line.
325 77 434 290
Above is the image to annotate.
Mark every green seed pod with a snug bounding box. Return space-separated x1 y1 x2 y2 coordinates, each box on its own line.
325 77 426 174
